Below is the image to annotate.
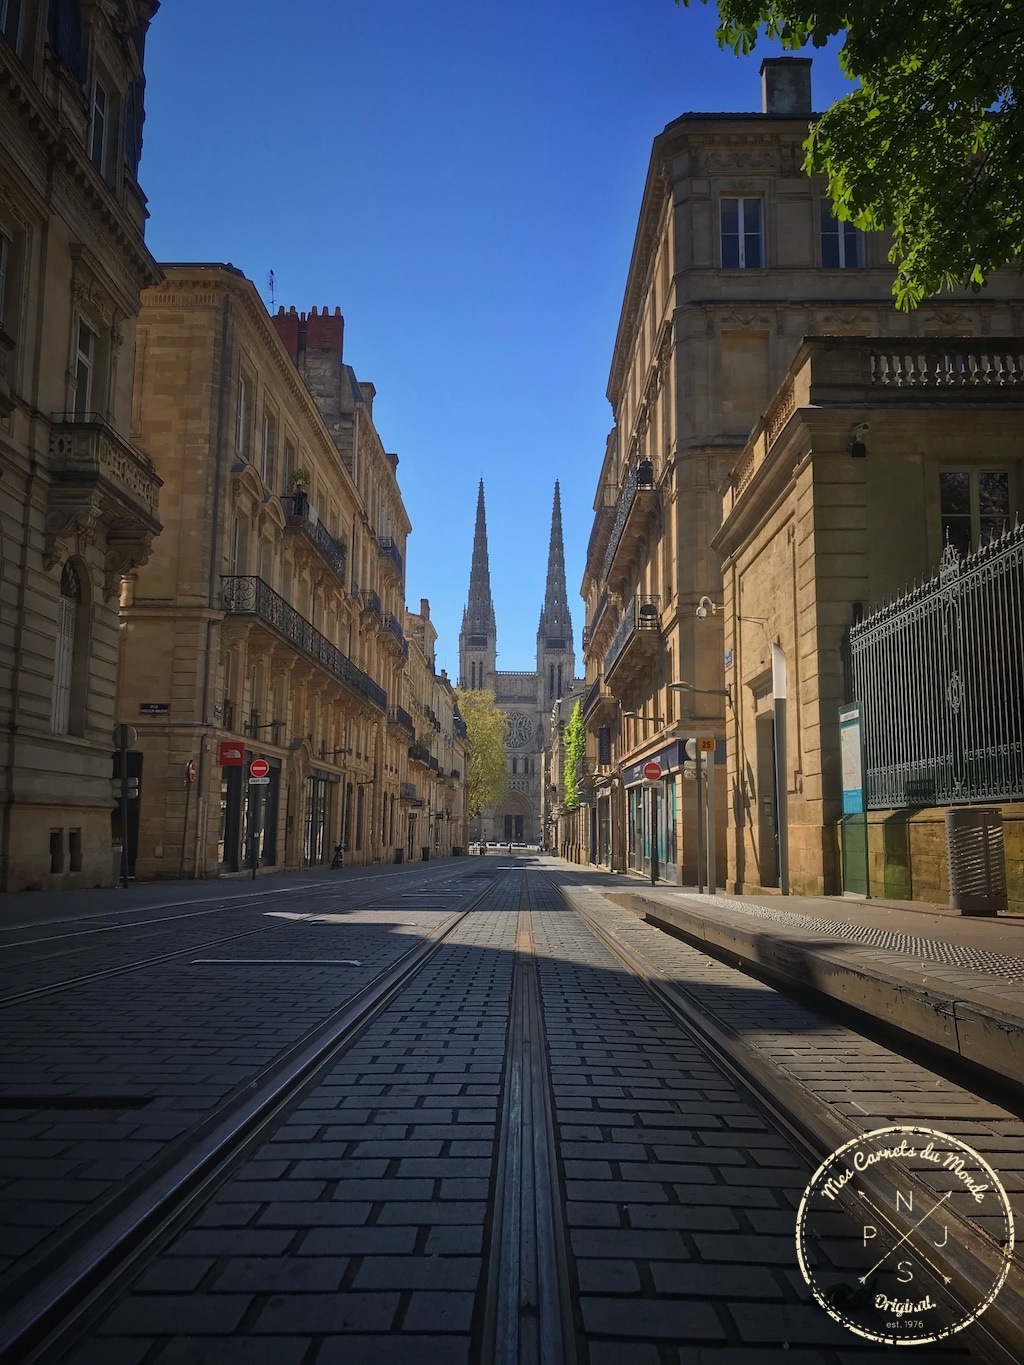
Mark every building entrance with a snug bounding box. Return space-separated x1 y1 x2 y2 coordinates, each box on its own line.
503 814 524 842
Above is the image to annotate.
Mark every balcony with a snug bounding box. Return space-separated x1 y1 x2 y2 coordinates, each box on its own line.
222 576 387 711
584 482 618 582
582 673 617 725
388 705 416 738
47 414 162 590
382 612 409 658
378 536 404 579
601 460 656 591
604 595 661 692
281 492 347 584
408 741 433 766
453 715 468 741
361 589 383 622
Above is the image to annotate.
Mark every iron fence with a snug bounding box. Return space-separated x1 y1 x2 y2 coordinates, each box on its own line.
849 524 1024 808
281 493 348 582
222 575 387 712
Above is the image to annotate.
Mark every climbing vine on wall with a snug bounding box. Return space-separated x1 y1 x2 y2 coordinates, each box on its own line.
562 701 586 809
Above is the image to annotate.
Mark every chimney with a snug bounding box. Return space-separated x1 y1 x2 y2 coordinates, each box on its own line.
420 597 430 620
358 381 376 417
760 57 812 115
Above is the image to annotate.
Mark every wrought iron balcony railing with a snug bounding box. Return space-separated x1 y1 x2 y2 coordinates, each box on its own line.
281 492 348 583
361 589 383 620
222 575 386 711
453 715 468 741
385 612 409 656
378 536 404 577
408 741 433 765
601 460 655 582
604 594 660 678
388 705 416 737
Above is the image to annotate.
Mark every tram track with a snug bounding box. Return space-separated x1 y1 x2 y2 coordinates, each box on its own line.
0 866 484 1008
0 866 517 1364
3 863 1020 1363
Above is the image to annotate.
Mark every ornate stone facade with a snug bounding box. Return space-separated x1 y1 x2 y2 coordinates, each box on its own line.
0 0 162 889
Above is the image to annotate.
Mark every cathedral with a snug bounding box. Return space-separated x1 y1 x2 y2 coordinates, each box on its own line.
459 482 578 843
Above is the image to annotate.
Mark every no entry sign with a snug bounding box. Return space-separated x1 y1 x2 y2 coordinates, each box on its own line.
642 760 662 781
249 758 270 779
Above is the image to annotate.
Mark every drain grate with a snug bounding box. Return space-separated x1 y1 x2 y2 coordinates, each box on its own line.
687 894 1024 985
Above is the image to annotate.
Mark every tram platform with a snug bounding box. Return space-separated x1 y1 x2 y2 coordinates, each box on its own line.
565 869 1024 1097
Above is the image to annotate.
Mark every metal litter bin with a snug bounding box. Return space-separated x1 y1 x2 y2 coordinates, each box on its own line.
945 808 1007 915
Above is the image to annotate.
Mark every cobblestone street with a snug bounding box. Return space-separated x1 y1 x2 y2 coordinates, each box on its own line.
0 856 1021 1364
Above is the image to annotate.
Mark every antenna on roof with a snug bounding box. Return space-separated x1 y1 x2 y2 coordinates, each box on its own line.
267 269 276 311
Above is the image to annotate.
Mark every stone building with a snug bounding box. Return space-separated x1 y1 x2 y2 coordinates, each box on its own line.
0 0 162 889
715 336 1024 906
459 480 578 843
120 265 451 876
580 57 1024 884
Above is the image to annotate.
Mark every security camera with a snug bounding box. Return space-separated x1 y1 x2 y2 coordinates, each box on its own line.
696 595 717 619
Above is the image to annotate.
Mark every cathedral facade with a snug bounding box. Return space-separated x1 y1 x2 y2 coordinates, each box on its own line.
459 482 577 843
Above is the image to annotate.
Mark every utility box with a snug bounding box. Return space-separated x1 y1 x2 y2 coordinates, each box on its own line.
945 808 1007 915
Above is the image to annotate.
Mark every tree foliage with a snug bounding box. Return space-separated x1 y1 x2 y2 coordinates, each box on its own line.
678 0 1024 308
454 688 508 818
562 702 586 809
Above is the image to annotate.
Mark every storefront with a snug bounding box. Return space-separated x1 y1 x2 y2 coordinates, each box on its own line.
217 743 281 873
304 770 338 866
623 741 680 884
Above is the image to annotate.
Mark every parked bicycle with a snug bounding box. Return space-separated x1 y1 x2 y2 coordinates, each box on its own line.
330 842 345 870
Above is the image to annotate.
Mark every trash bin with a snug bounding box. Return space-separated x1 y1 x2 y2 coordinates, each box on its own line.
945 808 1007 915
394 847 404 864
421 846 430 861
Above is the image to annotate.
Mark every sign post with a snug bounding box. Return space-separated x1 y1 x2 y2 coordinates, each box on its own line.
699 738 716 894
248 759 269 879
771 644 790 896
112 724 137 889
642 761 662 885
179 759 197 879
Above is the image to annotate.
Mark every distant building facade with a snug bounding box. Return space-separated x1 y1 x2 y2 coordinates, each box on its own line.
0 0 162 889
120 266 467 876
459 481 577 843
581 57 1024 884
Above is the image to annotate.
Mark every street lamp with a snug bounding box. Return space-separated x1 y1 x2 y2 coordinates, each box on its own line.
670 681 732 706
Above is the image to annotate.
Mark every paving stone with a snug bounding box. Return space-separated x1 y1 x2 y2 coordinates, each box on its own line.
693 1234 797 1265
376 1201 486 1224
575 1258 642 1293
101 1293 252 1336
134 1257 215 1292
154 1339 311 1365
256 1202 372 1227
297 1226 422 1256
580 1296 726 1340
727 1301 858 1345
424 1224 484 1254
212 1255 348 1292
401 1289 476 1332
315 1336 470 1365
650 1260 784 1298
170 1230 293 1256
571 1228 691 1259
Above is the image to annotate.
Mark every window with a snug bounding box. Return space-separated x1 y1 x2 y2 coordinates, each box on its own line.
90 82 109 174
236 373 253 456
940 470 1012 559
51 561 82 735
283 440 296 491
821 204 865 268
0 0 23 51
260 409 277 486
0 229 10 333
721 198 763 268
73 321 96 416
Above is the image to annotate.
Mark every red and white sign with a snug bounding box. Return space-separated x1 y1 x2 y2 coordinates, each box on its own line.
185 760 197 783
249 758 270 779
219 741 245 767
642 761 663 781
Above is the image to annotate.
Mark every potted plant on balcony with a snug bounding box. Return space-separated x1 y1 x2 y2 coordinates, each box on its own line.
286 467 310 521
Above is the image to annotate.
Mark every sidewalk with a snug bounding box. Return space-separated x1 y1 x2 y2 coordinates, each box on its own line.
558 866 1024 1096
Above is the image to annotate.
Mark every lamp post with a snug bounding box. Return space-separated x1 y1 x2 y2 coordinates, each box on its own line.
670 682 731 894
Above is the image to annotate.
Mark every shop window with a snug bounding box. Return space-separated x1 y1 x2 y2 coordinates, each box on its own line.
721 198 763 268
940 470 1012 559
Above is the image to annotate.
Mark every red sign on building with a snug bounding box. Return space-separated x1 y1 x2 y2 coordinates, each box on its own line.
642 761 663 781
249 758 270 779
219 741 245 767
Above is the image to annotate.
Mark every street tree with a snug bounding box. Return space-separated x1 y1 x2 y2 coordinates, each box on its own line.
455 688 508 818
678 0 1024 308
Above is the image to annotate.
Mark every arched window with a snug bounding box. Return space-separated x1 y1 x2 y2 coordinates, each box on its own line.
51 561 84 735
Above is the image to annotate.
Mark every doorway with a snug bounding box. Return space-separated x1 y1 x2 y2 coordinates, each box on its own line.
755 713 779 887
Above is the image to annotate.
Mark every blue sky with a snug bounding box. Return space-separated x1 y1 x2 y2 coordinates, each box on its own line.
140 1 852 676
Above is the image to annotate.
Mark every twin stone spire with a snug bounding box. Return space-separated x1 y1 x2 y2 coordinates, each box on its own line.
459 480 575 697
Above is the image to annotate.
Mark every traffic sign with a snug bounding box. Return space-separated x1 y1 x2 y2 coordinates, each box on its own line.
698 737 715 752
642 761 663 781
249 758 270 779
185 760 197 783
248 775 271 785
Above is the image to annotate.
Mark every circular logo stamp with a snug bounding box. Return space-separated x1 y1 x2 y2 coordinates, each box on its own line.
795 1125 1014 1346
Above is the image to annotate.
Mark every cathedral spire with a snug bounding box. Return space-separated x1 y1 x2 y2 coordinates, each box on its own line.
459 480 496 688
538 480 571 639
